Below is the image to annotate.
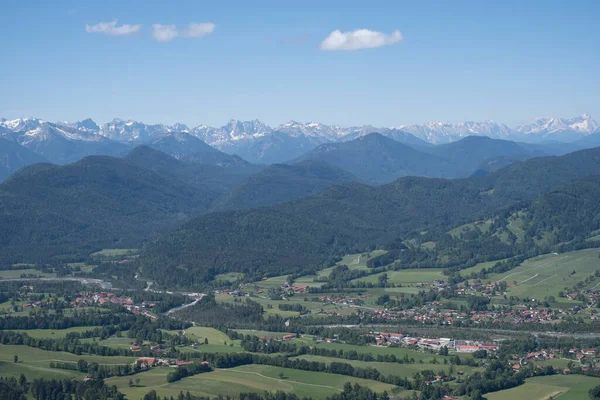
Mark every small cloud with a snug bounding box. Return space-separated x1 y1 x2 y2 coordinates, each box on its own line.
85 20 141 36
183 23 215 38
320 29 402 51
152 24 178 42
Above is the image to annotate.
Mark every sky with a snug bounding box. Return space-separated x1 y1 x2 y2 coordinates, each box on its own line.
1 0 599 128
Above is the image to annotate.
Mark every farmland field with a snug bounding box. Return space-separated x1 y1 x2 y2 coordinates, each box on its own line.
291 355 481 378
234 329 294 339
486 248 600 299
293 339 458 363
9 326 103 338
107 364 396 399
0 343 136 382
351 268 446 286
0 268 56 279
486 374 600 400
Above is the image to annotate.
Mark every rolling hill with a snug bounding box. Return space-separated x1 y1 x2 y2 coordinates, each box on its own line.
0 155 215 264
139 146 600 287
213 160 356 211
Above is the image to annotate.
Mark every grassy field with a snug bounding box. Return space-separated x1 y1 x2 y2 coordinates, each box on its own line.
486 248 600 300
9 326 104 339
0 344 136 365
460 258 512 275
0 344 136 382
0 268 56 279
486 374 600 400
448 219 493 239
0 359 84 380
351 268 446 286
90 249 139 257
291 355 481 379
215 272 245 282
108 364 396 399
216 293 342 319
294 339 458 363
234 329 294 339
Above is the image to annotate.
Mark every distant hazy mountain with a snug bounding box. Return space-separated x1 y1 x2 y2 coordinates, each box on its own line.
515 114 599 142
0 137 47 181
423 136 545 177
149 131 218 159
397 120 516 144
292 133 449 183
190 119 272 145
217 130 324 164
124 145 253 195
214 160 356 211
0 120 129 164
1 114 598 170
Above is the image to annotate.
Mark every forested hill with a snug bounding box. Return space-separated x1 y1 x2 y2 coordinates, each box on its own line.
0 155 214 264
124 145 256 194
213 161 357 211
392 174 600 270
0 137 48 181
139 146 600 287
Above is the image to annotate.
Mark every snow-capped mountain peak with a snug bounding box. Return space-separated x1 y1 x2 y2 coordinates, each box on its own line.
0 117 44 132
167 123 190 133
517 114 598 139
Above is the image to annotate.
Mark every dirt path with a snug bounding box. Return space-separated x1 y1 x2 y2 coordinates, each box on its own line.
500 255 562 282
518 273 539 284
532 274 557 286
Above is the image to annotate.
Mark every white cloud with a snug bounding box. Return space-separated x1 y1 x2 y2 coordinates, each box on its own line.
152 22 215 42
85 20 141 36
320 29 402 51
152 24 179 42
183 22 215 38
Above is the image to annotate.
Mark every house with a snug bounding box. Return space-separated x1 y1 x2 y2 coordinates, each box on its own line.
137 357 157 368
512 364 521 371
130 345 141 352
176 360 194 366
457 345 479 353
283 334 295 341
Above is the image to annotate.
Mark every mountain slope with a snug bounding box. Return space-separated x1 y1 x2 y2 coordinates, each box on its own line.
0 137 48 182
219 131 323 164
213 161 356 211
292 133 449 183
0 155 213 264
0 123 129 164
424 136 544 177
124 146 254 195
139 146 600 287
149 132 219 158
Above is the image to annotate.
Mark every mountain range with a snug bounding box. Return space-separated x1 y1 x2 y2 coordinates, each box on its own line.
2 131 600 286
139 146 600 286
1 114 598 169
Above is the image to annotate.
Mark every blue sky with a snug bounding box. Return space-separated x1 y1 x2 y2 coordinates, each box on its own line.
1 0 599 127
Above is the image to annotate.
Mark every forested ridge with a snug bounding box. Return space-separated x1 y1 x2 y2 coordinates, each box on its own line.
140 146 600 287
